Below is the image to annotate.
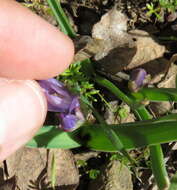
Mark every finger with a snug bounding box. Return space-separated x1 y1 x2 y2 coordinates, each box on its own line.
0 0 74 79
0 78 47 161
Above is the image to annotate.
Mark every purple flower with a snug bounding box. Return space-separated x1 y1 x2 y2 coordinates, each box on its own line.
38 78 85 132
128 68 147 92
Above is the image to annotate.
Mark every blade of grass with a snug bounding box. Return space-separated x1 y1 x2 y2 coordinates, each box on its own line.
94 75 137 107
82 119 177 150
47 0 76 37
51 152 56 190
94 74 169 189
130 88 177 102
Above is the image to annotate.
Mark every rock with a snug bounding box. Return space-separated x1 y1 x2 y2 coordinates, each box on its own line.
91 9 166 75
92 8 128 41
47 149 79 190
6 147 46 190
74 8 136 73
92 8 136 74
74 8 167 77
4 147 79 190
149 102 172 116
88 160 133 190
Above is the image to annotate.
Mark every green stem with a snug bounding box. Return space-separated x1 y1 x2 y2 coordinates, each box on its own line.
95 74 170 190
136 107 170 190
94 76 134 106
150 145 170 190
47 0 76 38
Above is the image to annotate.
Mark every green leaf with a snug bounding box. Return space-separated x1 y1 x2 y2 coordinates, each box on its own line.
26 126 81 149
94 75 134 107
82 97 136 165
46 0 76 37
81 114 177 151
130 88 177 102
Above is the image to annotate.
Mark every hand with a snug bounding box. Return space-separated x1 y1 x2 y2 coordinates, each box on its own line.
0 0 74 161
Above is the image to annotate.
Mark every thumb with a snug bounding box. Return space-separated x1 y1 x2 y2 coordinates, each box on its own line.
0 78 47 161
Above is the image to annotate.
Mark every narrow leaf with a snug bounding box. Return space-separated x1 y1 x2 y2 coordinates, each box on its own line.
51 153 56 190
47 0 76 37
81 118 177 151
131 88 177 102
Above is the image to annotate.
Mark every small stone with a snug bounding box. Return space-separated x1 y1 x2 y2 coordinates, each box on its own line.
47 149 79 190
88 160 133 190
149 102 172 116
92 8 128 41
5 147 79 190
6 147 46 190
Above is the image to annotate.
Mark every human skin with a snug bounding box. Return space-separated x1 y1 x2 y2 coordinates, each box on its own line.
0 0 74 161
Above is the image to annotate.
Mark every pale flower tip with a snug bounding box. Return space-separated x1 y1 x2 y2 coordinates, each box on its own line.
129 68 147 92
59 113 85 132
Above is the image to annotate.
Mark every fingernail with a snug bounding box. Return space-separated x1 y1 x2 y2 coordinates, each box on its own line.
23 80 47 122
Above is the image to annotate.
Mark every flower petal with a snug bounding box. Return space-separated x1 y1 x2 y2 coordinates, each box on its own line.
38 79 56 94
45 92 71 112
69 96 80 113
59 113 81 132
38 79 73 112
45 78 64 88
38 79 69 98
129 68 147 92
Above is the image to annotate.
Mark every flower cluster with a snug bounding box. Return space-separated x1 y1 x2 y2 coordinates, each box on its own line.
38 78 85 132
